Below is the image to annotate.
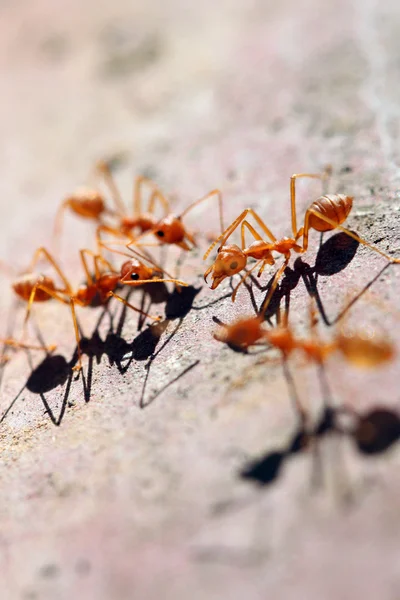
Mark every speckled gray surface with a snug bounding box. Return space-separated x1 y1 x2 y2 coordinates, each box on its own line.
1 1 400 598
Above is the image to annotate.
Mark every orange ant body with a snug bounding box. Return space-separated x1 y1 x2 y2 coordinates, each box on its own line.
11 247 173 370
204 171 400 299
54 161 169 240
214 305 394 369
122 185 225 253
55 161 224 253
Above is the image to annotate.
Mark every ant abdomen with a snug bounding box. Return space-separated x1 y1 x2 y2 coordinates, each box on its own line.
13 274 55 302
308 194 353 232
97 273 120 293
336 332 394 368
65 189 106 220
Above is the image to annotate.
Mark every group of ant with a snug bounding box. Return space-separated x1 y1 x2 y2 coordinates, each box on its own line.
2 161 399 392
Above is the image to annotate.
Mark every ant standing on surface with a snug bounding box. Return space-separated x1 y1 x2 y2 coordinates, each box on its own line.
10 247 165 371
203 168 400 300
55 160 225 253
213 295 395 370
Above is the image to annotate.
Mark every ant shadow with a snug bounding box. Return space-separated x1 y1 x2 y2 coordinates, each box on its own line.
0 280 229 425
138 283 218 408
240 360 400 495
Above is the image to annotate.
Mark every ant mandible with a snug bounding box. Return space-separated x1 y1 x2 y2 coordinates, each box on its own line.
203 169 400 300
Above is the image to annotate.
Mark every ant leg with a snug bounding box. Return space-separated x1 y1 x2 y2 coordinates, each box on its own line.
23 283 68 331
79 249 114 284
53 200 71 247
107 291 161 321
240 220 263 249
133 175 168 216
290 172 328 237
205 209 277 262
147 188 171 216
28 247 73 293
231 260 264 302
22 283 70 350
96 224 129 255
80 249 96 284
245 209 277 243
259 258 290 317
95 160 126 216
203 209 251 260
302 208 400 263
308 296 320 337
0 338 56 353
180 189 225 235
119 272 188 287
68 296 84 371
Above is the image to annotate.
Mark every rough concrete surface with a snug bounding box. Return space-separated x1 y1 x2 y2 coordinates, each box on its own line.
1 0 400 598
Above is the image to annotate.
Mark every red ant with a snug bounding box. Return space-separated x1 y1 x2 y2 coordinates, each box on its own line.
11 247 168 371
213 291 395 371
54 161 170 238
55 161 224 252
204 169 400 300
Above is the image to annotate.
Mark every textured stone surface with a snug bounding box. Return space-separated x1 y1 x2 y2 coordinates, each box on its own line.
1 0 400 598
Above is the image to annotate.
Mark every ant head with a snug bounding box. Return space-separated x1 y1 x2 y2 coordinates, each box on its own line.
337 330 395 368
153 215 187 246
205 244 247 289
120 260 153 283
214 316 264 349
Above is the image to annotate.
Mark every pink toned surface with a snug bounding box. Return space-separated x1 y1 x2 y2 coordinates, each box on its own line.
1 0 400 598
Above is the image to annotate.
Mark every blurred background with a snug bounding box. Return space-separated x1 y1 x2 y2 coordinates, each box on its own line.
1 0 400 598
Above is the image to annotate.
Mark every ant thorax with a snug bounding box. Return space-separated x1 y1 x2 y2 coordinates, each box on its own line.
272 237 298 255
265 326 296 354
97 273 120 293
76 284 98 306
120 213 156 235
245 240 275 263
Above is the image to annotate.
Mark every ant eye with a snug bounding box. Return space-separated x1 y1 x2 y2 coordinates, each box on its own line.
230 261 238 270
130 273 139 281
156 230 165 237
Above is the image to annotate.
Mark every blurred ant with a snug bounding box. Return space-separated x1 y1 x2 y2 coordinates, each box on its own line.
204 168 400 300
54 161 167 240
213 294 395 371
55 160 224 252
11 247 166 371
